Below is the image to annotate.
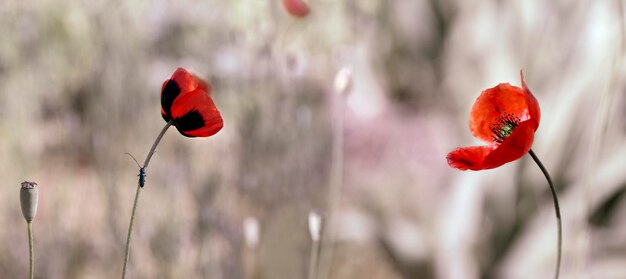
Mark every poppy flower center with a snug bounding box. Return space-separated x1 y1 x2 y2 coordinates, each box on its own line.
490 113 520 143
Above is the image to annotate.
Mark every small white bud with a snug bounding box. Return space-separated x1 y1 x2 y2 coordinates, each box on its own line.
334 67 353 96
308 211 323 242
243 217 260 250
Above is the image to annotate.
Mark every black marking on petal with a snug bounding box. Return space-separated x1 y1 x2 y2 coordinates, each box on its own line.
174 110 205 132
162 112 171 122
161 79 181 118
490 113 521 143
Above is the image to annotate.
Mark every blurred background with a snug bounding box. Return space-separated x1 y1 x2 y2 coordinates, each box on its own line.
0 0 625 278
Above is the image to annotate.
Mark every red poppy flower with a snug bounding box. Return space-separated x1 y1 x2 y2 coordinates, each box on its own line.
447 70 541 170
282 0 310 18
161 68 224 137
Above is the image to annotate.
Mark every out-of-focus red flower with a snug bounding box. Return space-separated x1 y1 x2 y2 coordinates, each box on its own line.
447 70 540 170
161 68 223 138
282 0 310 18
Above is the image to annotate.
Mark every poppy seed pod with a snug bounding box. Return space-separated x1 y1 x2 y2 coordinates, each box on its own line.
20 181 38 222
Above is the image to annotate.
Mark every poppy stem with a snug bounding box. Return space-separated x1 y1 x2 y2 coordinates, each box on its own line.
143 121 173 169
528 149 561 279
307 238 320 279
121 121 172 279
317 92 345 279
27 221 33 279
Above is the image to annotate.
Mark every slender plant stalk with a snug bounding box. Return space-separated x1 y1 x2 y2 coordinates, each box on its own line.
121 121 172 279
317 96 345 279
528 149 561 279
27 221 33 279
307 240 320 279
143 121 173 169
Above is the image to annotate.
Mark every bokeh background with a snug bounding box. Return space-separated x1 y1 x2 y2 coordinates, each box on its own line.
1 0 625 278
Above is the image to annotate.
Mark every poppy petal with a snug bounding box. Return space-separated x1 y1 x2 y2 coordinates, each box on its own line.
520 70 540 129
447 120 536 171
446 146 495 171
482 120 535 169
192 73 209 94
469 82 533 143
161 78 181 121
283 0 310 18
170 68 201 93
170 88 223 138
161 68 212 121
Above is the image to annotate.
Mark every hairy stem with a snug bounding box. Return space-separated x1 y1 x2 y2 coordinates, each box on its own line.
528 149 562 279
121 121 172 279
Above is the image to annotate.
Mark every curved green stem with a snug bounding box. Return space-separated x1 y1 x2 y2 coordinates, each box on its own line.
27 221 33 279
528 149 562 279
121 121 172 279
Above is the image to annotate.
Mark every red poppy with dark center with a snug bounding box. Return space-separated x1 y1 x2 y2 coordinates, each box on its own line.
161 68 223 137
447 70 540 170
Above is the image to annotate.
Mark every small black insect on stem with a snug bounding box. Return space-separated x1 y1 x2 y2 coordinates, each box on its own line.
137 168 146 187
126 153 146 188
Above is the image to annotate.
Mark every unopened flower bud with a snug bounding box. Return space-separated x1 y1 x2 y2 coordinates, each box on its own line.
334 67 353 96
20 181 39 222
308 210 323 242
243 217 260 250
